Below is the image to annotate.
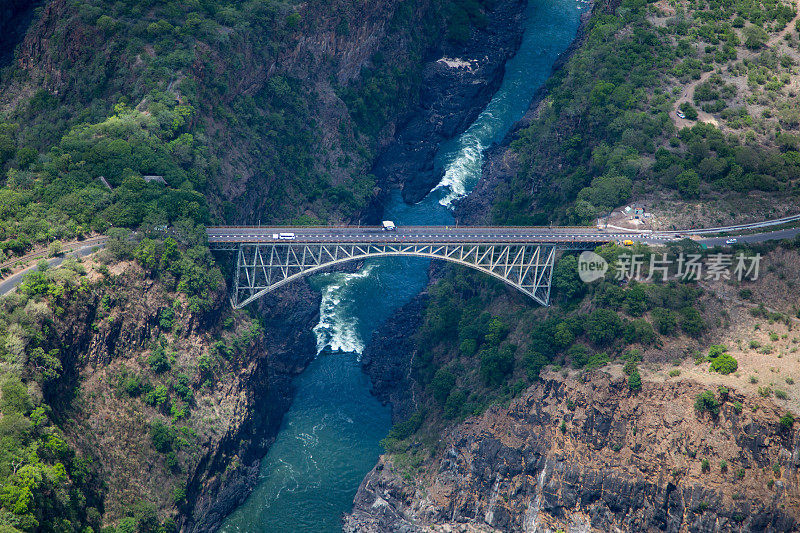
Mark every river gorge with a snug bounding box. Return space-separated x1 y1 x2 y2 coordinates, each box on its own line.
219 0 583 529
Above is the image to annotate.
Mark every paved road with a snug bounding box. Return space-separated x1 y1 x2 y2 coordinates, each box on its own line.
698 226 800 248
206 226 674 245
0 241 105 297
0 236 108 271
207 217 800 247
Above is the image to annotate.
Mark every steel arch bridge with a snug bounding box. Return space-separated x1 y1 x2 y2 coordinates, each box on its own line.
207 226 616 308
228 242 562 308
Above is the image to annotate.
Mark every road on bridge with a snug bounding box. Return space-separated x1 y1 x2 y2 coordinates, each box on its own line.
206 224 800 247
205 226 676 245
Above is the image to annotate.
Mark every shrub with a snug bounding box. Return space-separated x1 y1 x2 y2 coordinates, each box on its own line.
568 344 592 369
775 389 788 400
708 345 728 358
523 350 548 381
710 353 738 375
479 345 515 386
695 390 720 415
430 368 456 404
628 368 642 392
669 369 681 377
780 413 795 429
733 401 743 413
680 307 705 336
585 309 622 346
444 389 467 419
720 460 728 471
679 102 699 120
173 374 193 403
701 458 710 472
144 385 168 407
150 420 174 453
148 346 171 373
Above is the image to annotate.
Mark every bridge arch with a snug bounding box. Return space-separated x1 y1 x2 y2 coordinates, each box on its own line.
230 242 557 308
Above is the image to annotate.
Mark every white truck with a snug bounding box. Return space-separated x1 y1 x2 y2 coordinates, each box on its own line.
382 220 396 231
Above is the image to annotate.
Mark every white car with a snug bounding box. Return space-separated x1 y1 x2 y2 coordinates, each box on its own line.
725 238 738 244
676 110 686 119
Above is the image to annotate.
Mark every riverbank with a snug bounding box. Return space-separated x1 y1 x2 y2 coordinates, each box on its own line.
454 0 617 225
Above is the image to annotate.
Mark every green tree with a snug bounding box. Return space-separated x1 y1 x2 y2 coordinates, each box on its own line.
430 368 456 404
743 25 768 49
479 345 515 386
1 378 32 415
553 255 585 300
628 365 642 391
585 309 622 346
680 307 704 336
710 353 738 375
676 170 700 198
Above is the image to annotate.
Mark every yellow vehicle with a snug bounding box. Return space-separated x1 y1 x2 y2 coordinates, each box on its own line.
623 239 635 246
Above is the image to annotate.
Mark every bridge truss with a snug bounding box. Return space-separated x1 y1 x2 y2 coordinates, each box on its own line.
213 241 579 308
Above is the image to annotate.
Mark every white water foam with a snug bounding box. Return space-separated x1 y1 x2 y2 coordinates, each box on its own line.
312 264 376 355
434 131 486 207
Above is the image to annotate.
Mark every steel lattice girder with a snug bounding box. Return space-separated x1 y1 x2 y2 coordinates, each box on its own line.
229 242 559 309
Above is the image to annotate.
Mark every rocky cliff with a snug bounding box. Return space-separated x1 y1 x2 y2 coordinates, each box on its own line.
346 371 800 532
23 250 319 531
0 0 41 67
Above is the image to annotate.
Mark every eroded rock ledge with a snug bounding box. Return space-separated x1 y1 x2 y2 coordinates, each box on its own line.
345 372 800 532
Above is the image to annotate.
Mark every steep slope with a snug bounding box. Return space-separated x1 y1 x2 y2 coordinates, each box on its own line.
348 0 800 528
346 372 800 532
0 232 320 531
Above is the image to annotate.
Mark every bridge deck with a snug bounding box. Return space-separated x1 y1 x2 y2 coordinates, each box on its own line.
206 226 661 245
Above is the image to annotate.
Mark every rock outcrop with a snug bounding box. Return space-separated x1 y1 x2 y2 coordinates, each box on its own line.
372 0 527 204
361 294 428 422
345 372 800 532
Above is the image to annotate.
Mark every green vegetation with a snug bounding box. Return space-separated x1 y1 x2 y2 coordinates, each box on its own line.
340 0 491 135
709 346 739 375
0 262 104 530
390 243 712 448
490 0 799 226
695 390 721 415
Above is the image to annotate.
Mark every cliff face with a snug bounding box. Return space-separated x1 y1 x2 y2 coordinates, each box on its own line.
36 254 319 531
0 0 42 67
360 294 428 422
346 372 800 532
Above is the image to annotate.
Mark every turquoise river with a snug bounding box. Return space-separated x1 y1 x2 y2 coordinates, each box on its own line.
219 0 582 529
